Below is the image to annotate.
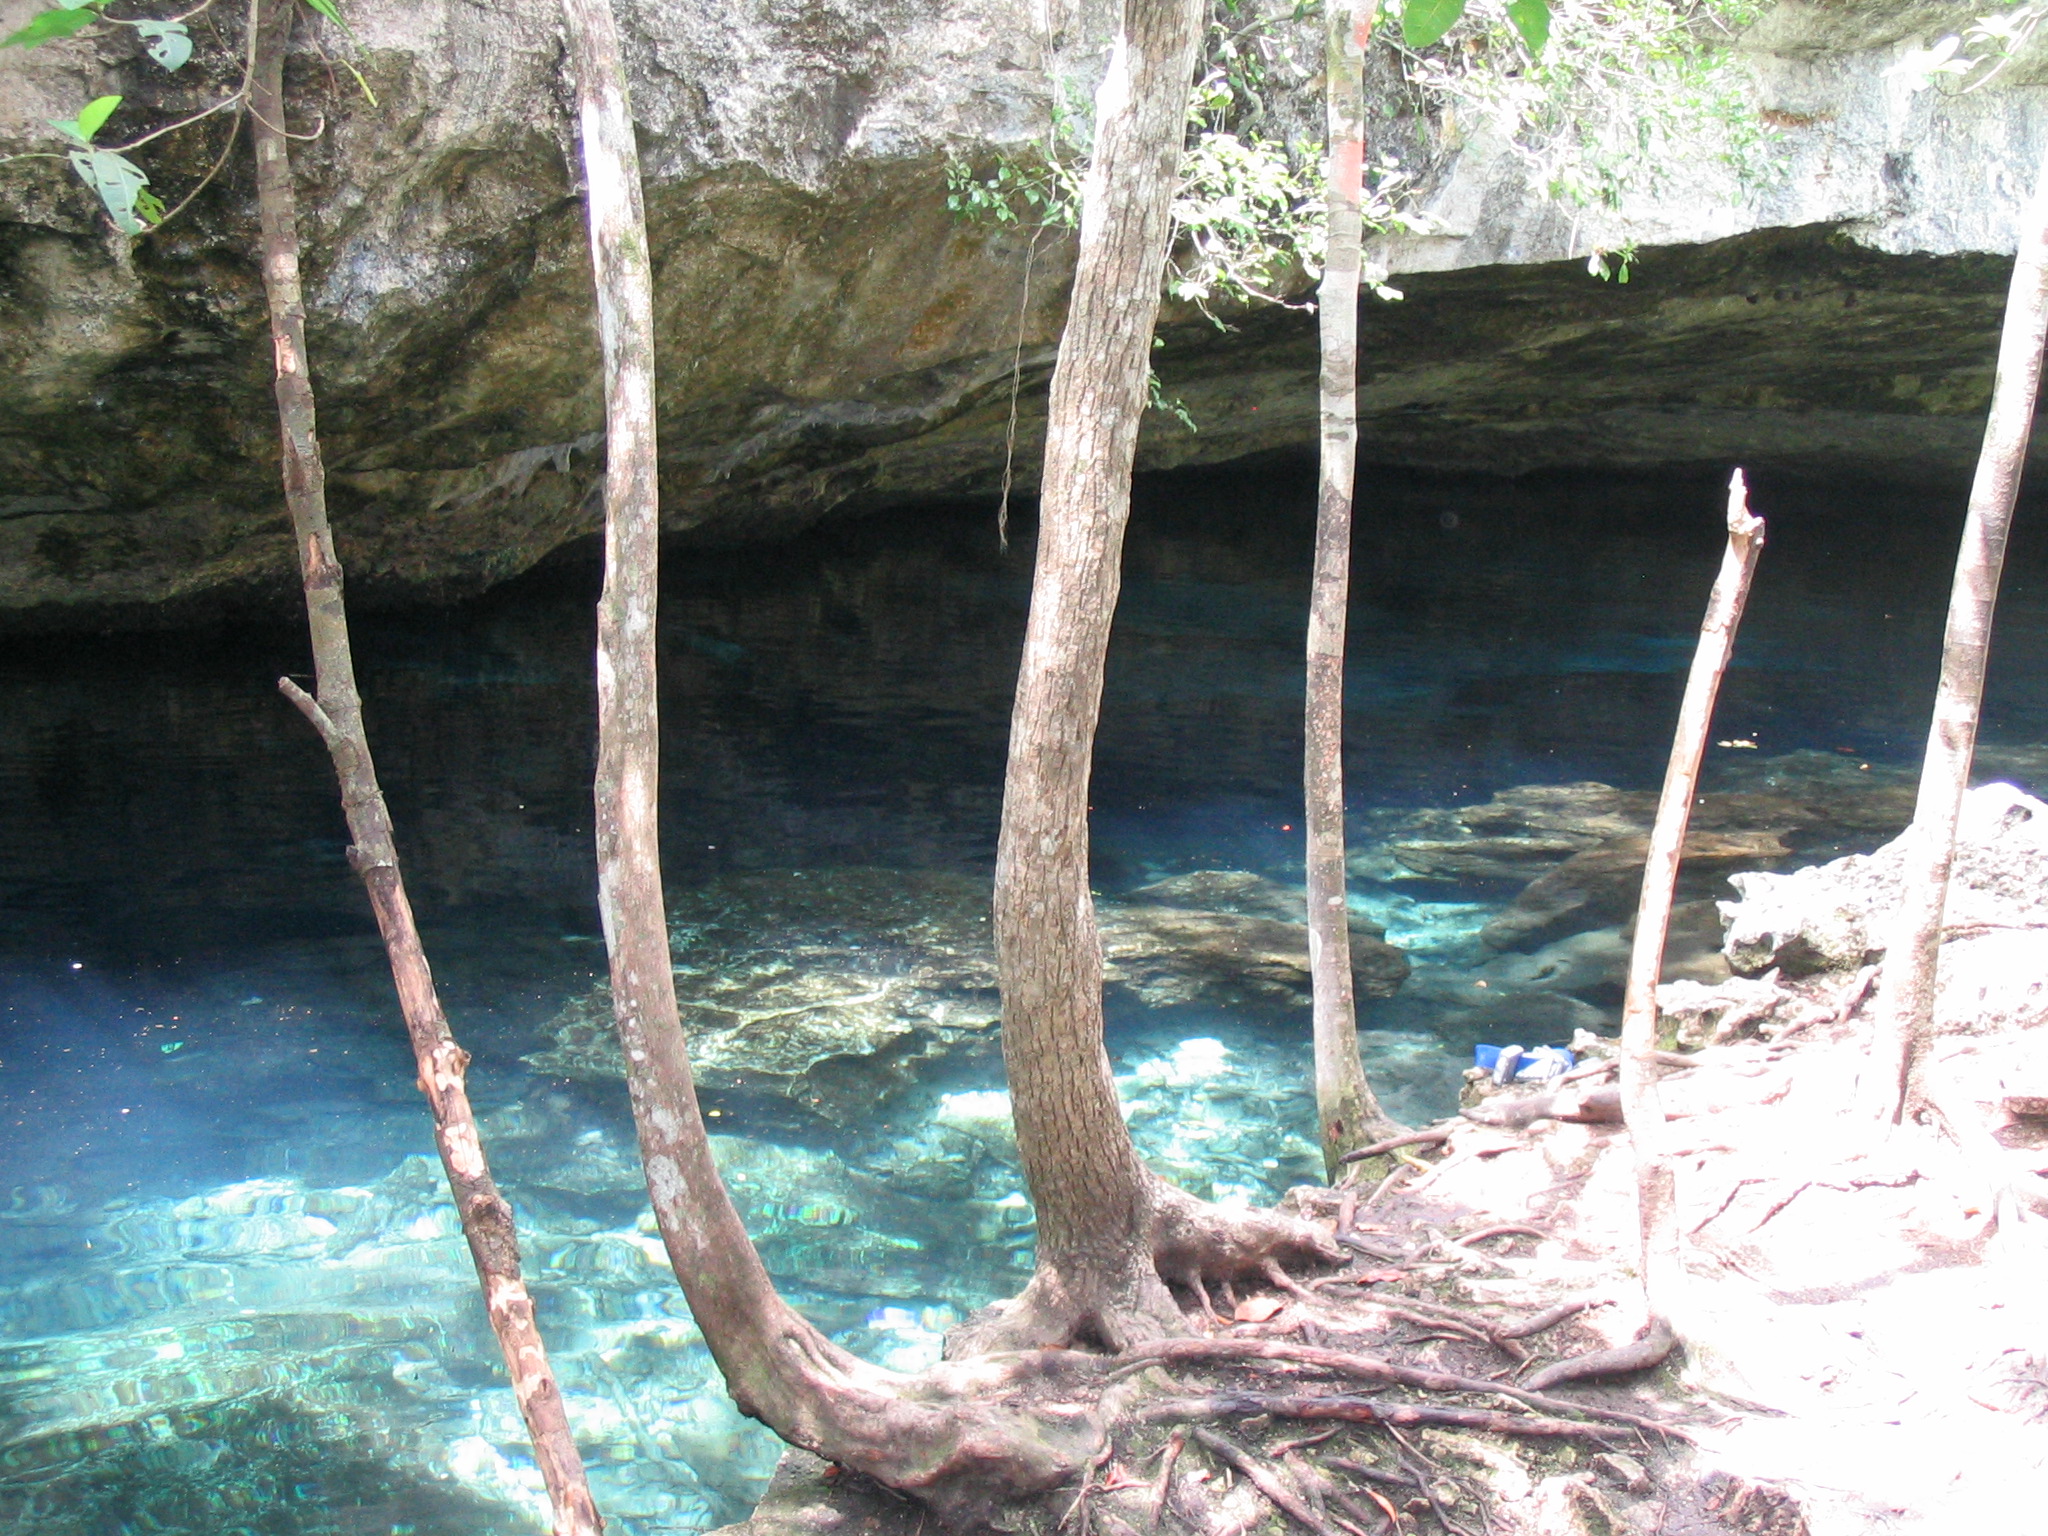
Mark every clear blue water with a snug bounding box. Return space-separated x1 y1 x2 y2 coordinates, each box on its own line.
2 464 2045 1533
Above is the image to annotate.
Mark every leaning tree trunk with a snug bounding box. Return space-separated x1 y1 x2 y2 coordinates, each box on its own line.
1616 471 1763 1355
989 0 1208 1352
1863 139 2048 1126
249 6 601 1534
558 1 1100 1524
1307 0 1399 1179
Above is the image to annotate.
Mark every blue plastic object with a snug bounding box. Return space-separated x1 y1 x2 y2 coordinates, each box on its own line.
1473 1043 1575 1082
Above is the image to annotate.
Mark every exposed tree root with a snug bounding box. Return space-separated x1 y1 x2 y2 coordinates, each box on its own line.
1522 1317 1680 1391
1193 1427 1345 1536
1338 1127 1454 1165
1139 1392 1636 1441
953 1179 1342 1356
1114 1338 1688 1438
1152 1179 1345 1305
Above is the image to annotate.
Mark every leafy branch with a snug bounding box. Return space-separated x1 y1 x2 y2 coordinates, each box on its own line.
1 0 369 235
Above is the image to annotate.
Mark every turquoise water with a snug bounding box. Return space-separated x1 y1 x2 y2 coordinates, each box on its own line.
2 465 2045 1532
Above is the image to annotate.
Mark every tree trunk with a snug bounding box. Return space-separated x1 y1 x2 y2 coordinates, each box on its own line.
1307 0 1398 1179
1863 139 2048 1126
558 2 1100 1523
989 0 1207 1352
249 7 602 1534
1617 470 1763 1341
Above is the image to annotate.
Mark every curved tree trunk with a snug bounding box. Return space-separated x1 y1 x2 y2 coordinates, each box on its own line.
1307 0 1398 1179
250 7 602 1534
988 0 1208 1352
1863 139 2048 1126
1616 471 1763 1348
558 2 1100 1524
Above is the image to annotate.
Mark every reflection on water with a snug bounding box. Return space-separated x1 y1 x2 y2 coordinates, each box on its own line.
1 465 2044 1532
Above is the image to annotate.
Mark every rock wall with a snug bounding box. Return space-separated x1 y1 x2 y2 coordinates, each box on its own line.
1 0 2044 624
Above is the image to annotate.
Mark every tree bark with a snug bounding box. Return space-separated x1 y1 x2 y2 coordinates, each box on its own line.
1307 0 1398 1179
990 0 1207 1351
559 2 1100 1523
1616 470 1763 1341
250 7 601 1534
1863 139 2048 1126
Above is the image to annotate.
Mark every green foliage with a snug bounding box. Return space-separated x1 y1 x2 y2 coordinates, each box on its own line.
1402 0 1782 225
1405 0 1552 54
1148 366 1200 433
3 0 373 233
303 0 358 40
1403 0 1471 50
133 19 192 72
944 151 1078 229
946 1 1420 325
1503 0 1552 54
2 1 104 51
50 93 123 146
1890 3 2047 94
1585 237 1638 281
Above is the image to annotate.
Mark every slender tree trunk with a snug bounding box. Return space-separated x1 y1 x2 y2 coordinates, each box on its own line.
249 8 601 1534
1307 0 1398 1179
1864 140 2048 1126
990 0 1207 1351
1617 470 1763 1344
557 3 1097 1523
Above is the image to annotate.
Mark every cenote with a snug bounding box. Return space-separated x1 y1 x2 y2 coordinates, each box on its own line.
2 462 2045 1533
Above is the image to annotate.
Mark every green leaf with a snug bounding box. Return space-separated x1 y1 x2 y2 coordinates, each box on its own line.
339 57 378 106
301 0 355 40
1401 0 1468 50
133 19 191 71
47 93 120 147
3 1 103 50
1504 0 1550 56
67 146 150 234
74 92 121 142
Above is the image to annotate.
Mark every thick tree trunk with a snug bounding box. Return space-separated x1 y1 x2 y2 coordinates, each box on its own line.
249 7 601 1534
1863 140 2048 1126
1307 0 1398 1179
1617 470 1763 1342
990 0 1207 1351
558 3 1098 1524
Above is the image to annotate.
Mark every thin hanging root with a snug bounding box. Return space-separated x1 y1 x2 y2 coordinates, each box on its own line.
1193 1428 1346 1536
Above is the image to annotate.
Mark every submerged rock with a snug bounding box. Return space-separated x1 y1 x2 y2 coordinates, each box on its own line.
527 865 1410 1120
1109 869 1410 1003
1369 754 1922 954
